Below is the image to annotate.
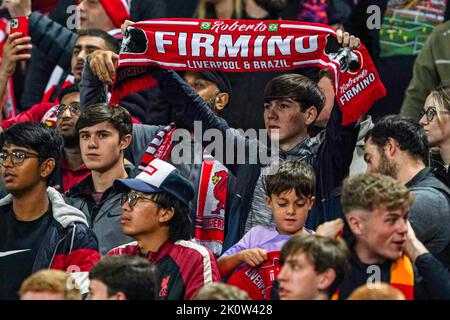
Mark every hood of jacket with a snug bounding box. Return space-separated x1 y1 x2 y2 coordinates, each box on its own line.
0 187 88 228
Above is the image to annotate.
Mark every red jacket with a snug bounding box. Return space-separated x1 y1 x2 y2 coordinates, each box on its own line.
0 102 55 129
108 240 221 300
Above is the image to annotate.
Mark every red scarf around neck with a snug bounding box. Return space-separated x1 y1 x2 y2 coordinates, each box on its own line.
111 18 386 125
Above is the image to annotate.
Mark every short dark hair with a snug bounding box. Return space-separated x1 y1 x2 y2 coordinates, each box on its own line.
0 122 63 184
280 234 350 295
0 122 63 163
58 83 80 102
147 192 192 243
76 103 132 139
264 74 325 114
365 115 429 163
265 161 316 198
77 29 120 53
89 255 157 300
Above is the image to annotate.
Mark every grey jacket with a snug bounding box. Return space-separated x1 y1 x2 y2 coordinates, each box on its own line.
406 168 450 256
64 165 137 255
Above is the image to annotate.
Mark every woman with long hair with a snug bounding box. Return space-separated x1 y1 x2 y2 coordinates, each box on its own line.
419 83 450 186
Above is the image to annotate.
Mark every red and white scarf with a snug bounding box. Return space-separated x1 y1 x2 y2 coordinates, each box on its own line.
139 124 228 256
42 66 75 104
111 18 386 125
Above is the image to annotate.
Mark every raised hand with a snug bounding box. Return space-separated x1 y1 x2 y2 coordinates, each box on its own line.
0 32 32 77
88 50 119 85
1 0 32 18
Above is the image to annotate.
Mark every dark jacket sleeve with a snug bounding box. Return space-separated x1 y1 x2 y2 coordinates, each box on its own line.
80 58 172 124
308 103 359 229
21 0 77 108
79 59 109 109
414 253 450 299
29 11 76 70
150 68 256 176
62 223 100 272
51 223 100 295
316 103 359 199
20 48 57 109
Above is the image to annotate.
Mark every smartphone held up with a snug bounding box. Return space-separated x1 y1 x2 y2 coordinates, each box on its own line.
9 16 29 54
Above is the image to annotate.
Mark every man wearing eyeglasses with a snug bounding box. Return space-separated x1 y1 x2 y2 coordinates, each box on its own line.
0 122 100 299
364 115 450 266
0 29 119 131
108 158 220 300
0 84 90 193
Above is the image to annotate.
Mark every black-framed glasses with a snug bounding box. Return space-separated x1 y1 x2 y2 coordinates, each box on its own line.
0 150 41 166
56 102 81 118
121 191 156 208
420 107 438 122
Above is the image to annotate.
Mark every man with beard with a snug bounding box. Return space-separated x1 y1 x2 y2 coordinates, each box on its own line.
0 83 88 193
53 84 90 192
364 115 450 263
0 29 119 131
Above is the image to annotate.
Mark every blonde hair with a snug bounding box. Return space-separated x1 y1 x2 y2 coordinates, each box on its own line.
429 83 450 121
341 173 414 214
19 270 81 300
194 283 251 300
348 283 405 300
197 0 242 19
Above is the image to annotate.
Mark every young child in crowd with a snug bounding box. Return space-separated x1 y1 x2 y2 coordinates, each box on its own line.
217 160 316 299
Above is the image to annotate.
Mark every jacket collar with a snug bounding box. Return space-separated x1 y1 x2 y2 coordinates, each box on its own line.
0 187 88 228
67 163 139 197
405 167 433 188
146 240 173 264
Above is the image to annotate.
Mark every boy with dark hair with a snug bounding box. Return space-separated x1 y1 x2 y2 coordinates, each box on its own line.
217 161 316 299
0 122 100 299
107 158 221 300
88 255 157 300
277 234 350 300
65 103 136 255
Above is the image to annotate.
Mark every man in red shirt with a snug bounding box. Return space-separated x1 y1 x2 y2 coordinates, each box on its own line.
54 84 90 192
108 158 221 300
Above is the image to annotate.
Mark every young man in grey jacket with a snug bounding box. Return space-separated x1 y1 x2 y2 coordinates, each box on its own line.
65 103 137 255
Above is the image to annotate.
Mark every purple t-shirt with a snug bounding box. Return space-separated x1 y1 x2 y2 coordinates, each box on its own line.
221 226 313 257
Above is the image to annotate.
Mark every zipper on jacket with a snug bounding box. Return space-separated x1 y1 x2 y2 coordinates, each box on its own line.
48 234 67 269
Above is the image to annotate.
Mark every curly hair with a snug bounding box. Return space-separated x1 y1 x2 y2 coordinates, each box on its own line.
341 173 414 214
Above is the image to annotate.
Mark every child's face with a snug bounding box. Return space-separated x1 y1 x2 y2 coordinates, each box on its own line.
266 189 315 235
